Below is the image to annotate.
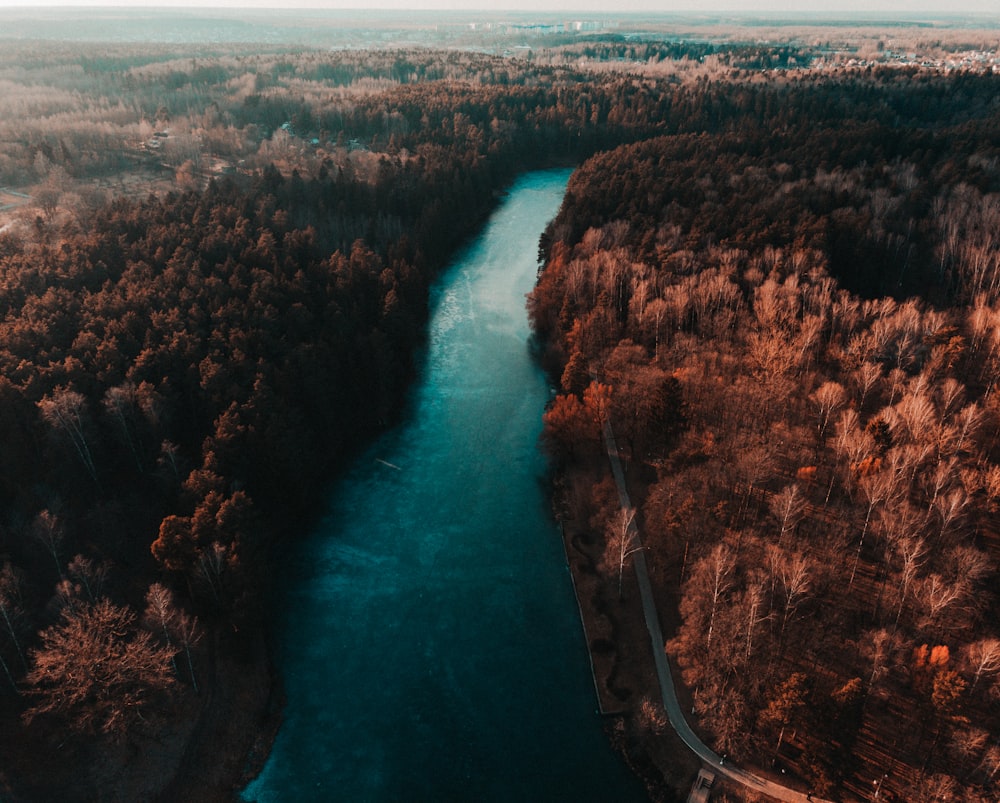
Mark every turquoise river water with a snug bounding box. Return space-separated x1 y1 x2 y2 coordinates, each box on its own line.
242 169 647 802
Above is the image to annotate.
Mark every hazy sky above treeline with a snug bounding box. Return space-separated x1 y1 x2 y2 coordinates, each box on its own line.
0 0 997 16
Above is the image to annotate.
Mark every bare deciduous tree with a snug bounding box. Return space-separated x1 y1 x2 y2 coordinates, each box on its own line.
951 402 982 457
30 510 65 579
197 541 229 605
810 381 847 439
37 388 98 483
962 638 1000 692
850 470 896 586
66 554 109 603
923 457 959 515
932 487 968 541
24 599 175 736
861 627 897 694
741 573 769 663
853 360 883 409
893 535 926 628
701 543 735 659
776 550 812 644
601 508 642 600
102 383 144 472
769 484 805 545
936 377 966 419
144 583 202 693
916 574 966 637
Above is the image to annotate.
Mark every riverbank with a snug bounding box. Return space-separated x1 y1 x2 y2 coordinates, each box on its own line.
158 632 282 803
558 421 838 803
554 463 698 803
0 626 279 802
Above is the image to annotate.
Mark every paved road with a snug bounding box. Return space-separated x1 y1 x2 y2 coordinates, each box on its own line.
600 418 833 803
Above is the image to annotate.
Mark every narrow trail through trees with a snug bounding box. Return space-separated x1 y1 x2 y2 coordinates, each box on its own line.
600 417 833 803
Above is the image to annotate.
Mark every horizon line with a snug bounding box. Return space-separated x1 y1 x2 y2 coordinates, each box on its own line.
0 4 998 15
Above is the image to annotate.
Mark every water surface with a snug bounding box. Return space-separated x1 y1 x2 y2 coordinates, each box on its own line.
243 169 646 802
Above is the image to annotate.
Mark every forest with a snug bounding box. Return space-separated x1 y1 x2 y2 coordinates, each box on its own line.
0 15 997 801
530 64 1000 802
0 34 687 802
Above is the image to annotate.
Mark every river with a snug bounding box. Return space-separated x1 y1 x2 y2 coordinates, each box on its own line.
242 169 647 802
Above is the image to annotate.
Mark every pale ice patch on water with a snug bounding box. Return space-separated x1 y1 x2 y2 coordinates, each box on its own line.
431 287 466 336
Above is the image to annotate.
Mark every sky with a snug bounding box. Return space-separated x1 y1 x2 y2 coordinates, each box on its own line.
0 0 997 15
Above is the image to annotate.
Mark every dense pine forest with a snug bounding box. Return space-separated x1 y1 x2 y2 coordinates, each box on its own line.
531 66 1000 802
0 15 998 801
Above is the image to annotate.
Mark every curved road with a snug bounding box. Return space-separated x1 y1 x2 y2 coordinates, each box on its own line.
600 418 833 803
